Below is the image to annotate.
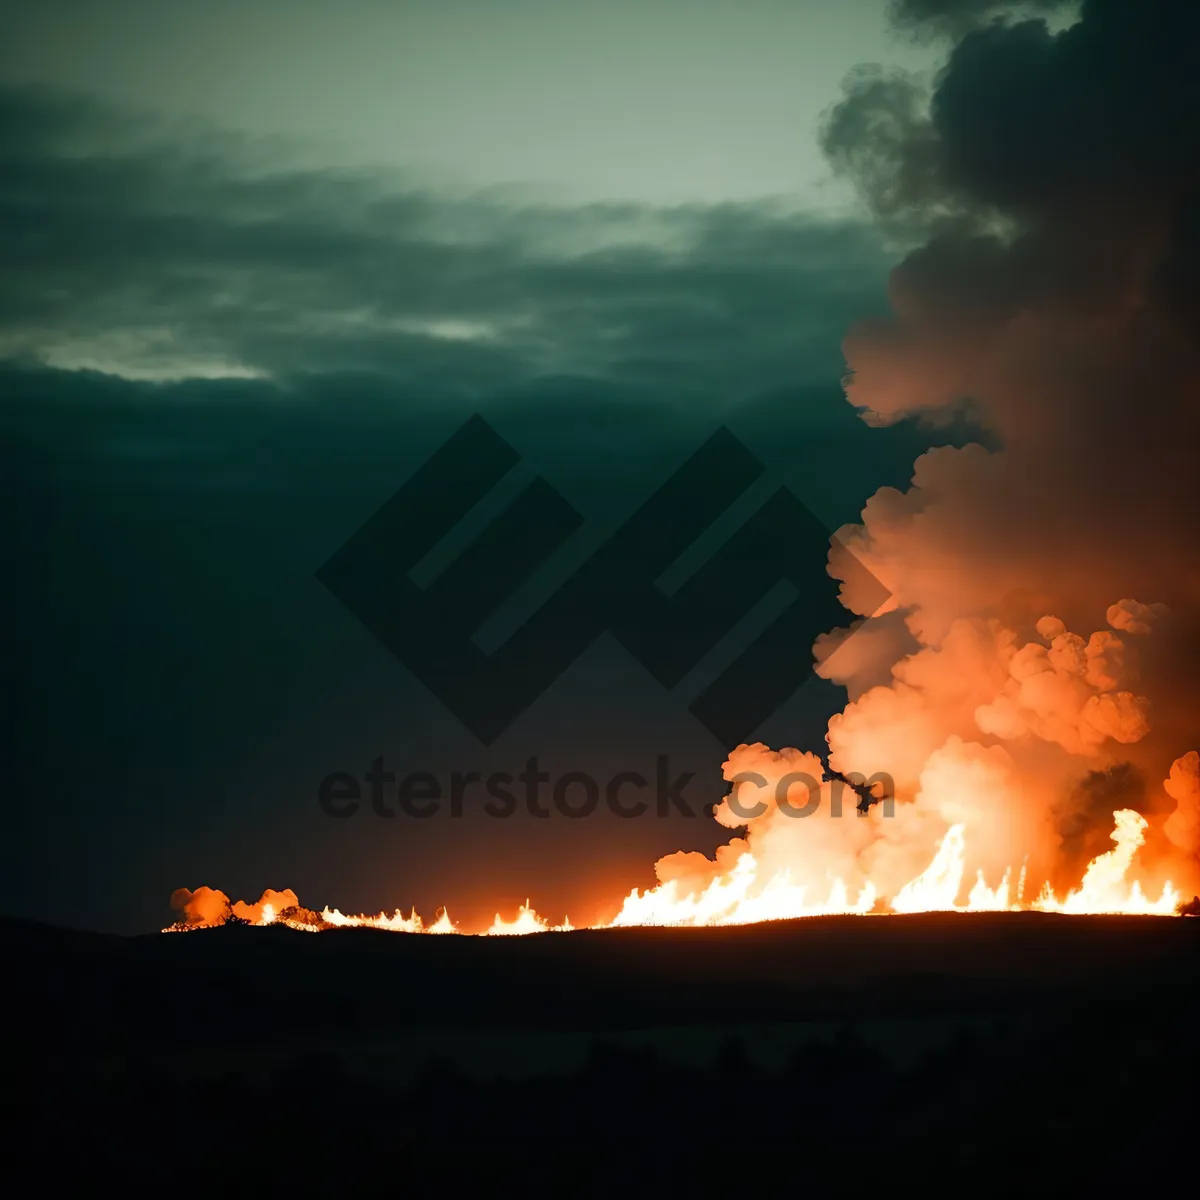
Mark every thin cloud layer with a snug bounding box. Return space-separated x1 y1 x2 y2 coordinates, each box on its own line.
0 84 892 397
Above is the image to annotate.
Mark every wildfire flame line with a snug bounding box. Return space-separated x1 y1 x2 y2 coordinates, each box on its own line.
165 808 1182 936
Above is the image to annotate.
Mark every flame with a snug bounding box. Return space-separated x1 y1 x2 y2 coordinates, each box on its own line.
165 808 1182 935
607 853 877 927
163 891 570 936
318 905 461 933
967 867 1012 912
485 899 574 936
890 825 969 913
602 808 1175 926
427 908 458 934
1032 810 1181 915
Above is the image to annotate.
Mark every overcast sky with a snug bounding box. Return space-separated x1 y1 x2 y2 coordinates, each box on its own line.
0 0 936 208
1 1 980 933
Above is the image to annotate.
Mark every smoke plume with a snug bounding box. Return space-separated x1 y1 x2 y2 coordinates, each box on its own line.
167 0 1200 929
642 0 1200 909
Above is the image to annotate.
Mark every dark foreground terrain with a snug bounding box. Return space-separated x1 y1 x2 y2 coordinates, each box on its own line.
3 912 1197 1194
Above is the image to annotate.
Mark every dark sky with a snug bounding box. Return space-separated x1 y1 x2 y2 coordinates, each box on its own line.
0 0 935 208
0 1 995 934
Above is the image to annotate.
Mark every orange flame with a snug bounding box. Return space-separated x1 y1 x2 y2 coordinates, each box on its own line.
319 905 459 933
1032 810 1180 915
165 807 1182 935
486 900 574 936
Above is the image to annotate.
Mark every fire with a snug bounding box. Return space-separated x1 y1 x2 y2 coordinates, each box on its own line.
1032 810 1181 916
890 826 971 914
486 901 574 936
319 905 459 933
603 807 1177 926
164 614 1194 935
607 853 878 927
165 808 1184 935
154 4 1200 947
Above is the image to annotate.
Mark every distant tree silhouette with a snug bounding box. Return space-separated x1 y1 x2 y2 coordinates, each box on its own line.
277 903 323 926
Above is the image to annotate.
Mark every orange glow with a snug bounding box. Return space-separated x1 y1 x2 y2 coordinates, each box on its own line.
164 808 1183 936
607 853 878 927
164 594 1199 937
485 900 574 936
1032 810 1180 915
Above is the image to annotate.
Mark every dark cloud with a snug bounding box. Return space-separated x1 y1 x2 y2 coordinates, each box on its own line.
887 0 1074 39
812 0 1200 867
831 1 1198 238
1 80 970 934
0 84 894 405
819 0 1200 432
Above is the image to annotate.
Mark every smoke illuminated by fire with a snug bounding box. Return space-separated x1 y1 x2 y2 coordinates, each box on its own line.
166 1 1200 938
163 607 1196 936
166 799 1183 935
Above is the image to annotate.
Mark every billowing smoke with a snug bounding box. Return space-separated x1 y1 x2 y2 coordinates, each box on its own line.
1163 752 1200 858
166 0 1198 930
170 886 300 926
633 0 1200 911
169 886 230 926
